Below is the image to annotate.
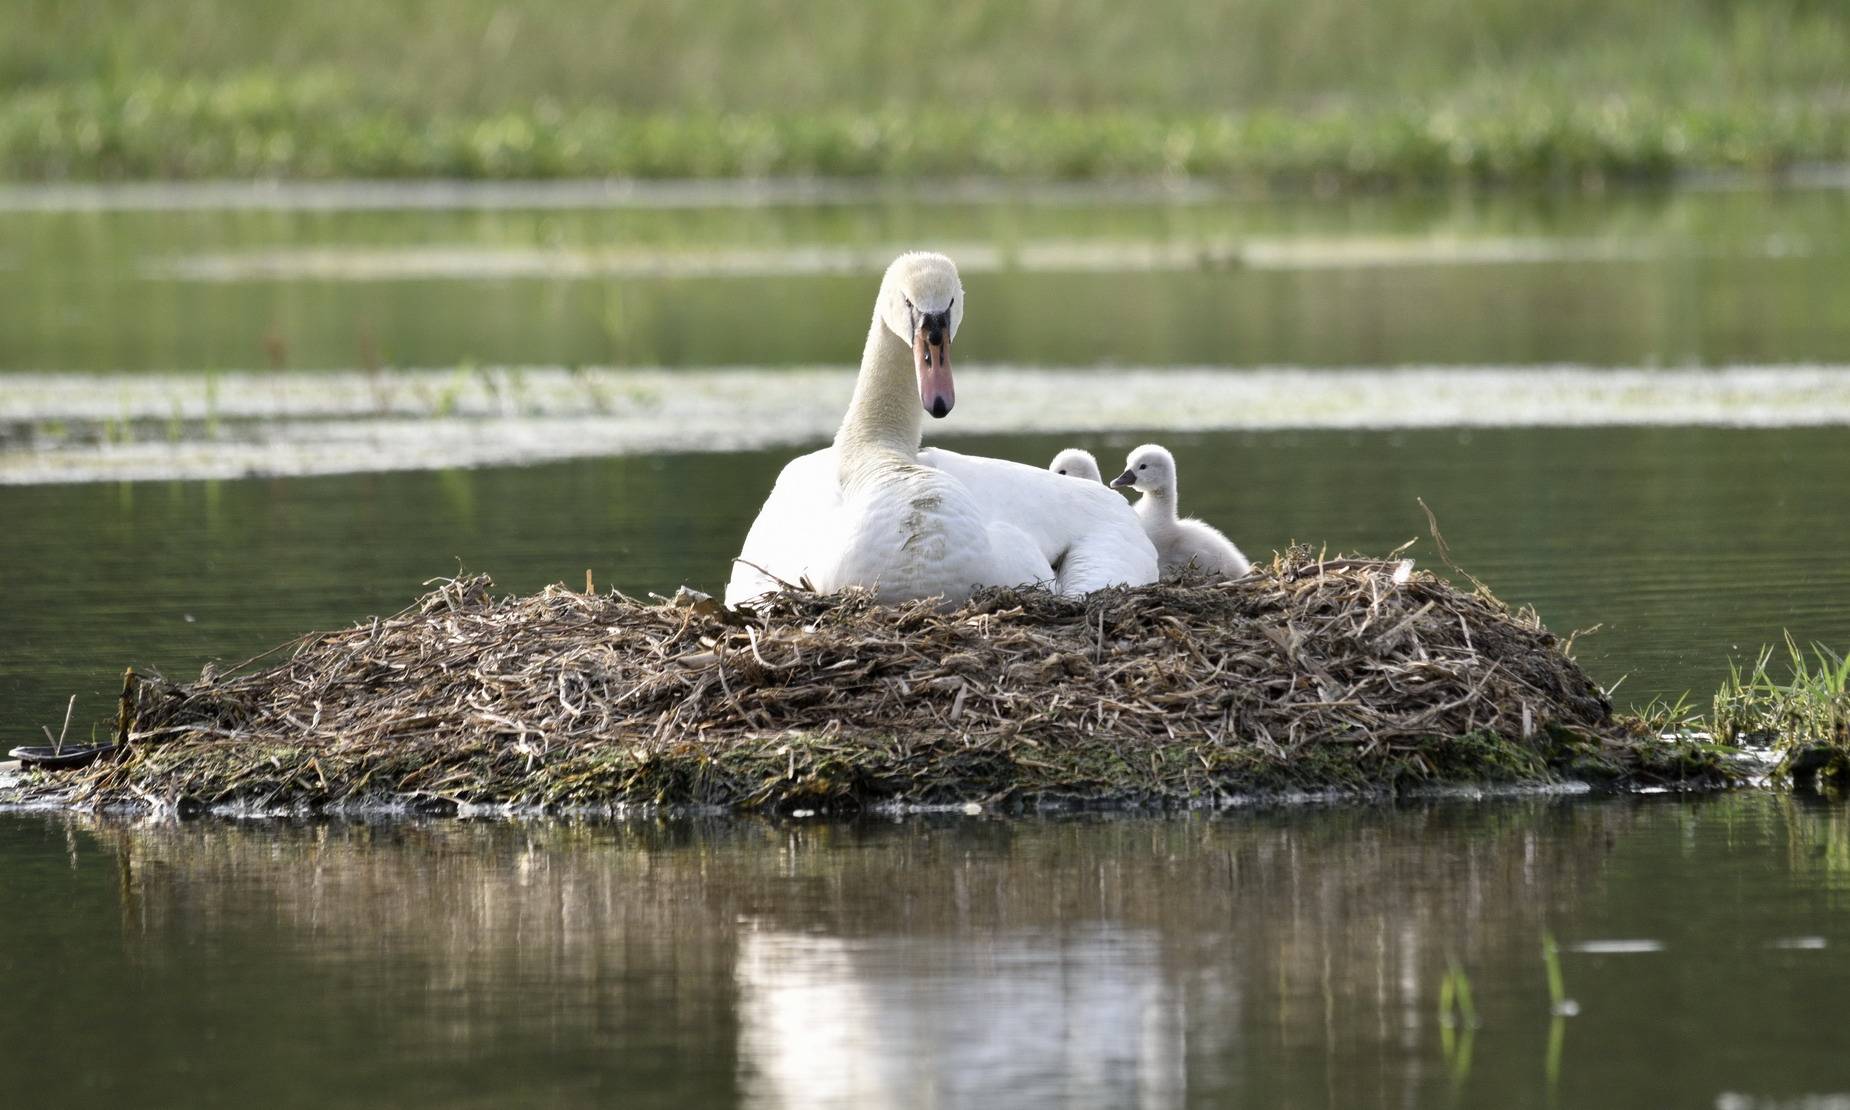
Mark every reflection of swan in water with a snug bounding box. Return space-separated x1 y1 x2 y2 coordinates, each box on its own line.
735 922 1190 1110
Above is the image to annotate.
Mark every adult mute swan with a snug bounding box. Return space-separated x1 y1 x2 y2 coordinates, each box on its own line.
725 253 1157 607
1110 444 1253 579
1049 448 1103 483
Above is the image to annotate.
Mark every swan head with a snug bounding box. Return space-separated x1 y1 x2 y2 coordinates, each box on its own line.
878 252 964 420
1110 443 1175 495
1049 448 1102 483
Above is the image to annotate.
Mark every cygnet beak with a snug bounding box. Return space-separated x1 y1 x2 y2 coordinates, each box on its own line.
914 311 954 419
1109 470 1137 489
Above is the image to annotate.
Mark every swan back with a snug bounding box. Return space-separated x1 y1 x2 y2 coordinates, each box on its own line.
921 448 1155 592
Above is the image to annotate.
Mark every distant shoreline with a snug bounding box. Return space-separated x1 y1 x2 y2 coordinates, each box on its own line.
5 364 1850 485
0 178 1236 212
5 98 1847 194
3 168 1848 214
11 0 1846 188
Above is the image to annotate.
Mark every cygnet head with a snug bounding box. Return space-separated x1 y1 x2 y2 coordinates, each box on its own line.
877 252 965 420
1110 444 1177 496
1049 448 1102 483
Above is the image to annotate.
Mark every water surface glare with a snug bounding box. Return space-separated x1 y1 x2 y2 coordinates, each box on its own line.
8 364 1850 484
3 794 1849 1108
143 234 1725 282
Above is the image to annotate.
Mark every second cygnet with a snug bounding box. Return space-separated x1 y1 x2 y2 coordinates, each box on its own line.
1049 448 1103 483
1109 444 1252 578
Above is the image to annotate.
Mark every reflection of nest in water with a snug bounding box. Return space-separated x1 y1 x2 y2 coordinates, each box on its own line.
32 550 1734 814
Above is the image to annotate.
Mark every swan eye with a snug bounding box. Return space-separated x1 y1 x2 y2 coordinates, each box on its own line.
1138 463 1147 470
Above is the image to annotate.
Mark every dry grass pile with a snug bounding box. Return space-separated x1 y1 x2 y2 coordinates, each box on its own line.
14 551 1736 814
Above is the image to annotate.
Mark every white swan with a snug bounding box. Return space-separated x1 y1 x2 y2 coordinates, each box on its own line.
1109 444 1253 579
725 253 1157 607
1049 448 1102 483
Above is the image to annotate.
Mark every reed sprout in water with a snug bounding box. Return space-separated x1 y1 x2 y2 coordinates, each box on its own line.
1713 634 1850 784
1623 689 1704 736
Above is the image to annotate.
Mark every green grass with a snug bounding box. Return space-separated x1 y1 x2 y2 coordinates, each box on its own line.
1628 690 1706 736
3 0 1849 185
4 77 1845 185
1603 636 1850 789
1712 635 1850 783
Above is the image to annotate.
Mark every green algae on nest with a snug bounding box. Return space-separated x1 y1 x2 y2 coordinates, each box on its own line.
4 553 1740 816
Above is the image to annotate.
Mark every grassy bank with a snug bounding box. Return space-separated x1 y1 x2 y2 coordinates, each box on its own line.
4 0 1848 185
6 80 1846 186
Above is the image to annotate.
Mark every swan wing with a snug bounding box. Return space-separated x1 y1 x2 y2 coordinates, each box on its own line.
829 463 1054 602
920 448 1157 592
726 445 1152 607
725 448 841 606
727 449 1049 606
1174 518 1252 578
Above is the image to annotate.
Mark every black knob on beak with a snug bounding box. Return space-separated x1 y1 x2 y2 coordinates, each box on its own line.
922 311 949 348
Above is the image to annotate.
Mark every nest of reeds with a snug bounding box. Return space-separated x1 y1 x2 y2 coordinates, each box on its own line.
13 551 1738 814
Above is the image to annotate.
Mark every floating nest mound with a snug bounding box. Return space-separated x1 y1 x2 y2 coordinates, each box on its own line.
16 552 1735 814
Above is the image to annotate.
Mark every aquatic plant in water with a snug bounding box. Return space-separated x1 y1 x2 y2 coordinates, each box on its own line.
1712 634 1850 784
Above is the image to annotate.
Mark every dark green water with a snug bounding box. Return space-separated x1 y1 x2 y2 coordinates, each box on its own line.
4 794 1850 1108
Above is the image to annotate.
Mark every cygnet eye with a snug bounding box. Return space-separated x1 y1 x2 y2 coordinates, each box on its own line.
1138 463 1148 470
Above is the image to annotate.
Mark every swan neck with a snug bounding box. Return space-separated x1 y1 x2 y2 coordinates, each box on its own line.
1140 487 1178 522
835 315 921 484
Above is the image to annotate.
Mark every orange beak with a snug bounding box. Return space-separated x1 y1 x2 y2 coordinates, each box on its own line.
914 320 954 419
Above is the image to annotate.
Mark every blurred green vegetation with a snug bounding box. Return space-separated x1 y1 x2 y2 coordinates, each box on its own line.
2 0 1848 183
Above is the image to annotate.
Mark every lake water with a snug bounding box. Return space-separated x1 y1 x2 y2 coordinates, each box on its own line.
2 182 1849 1105
5 794 1850 1108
